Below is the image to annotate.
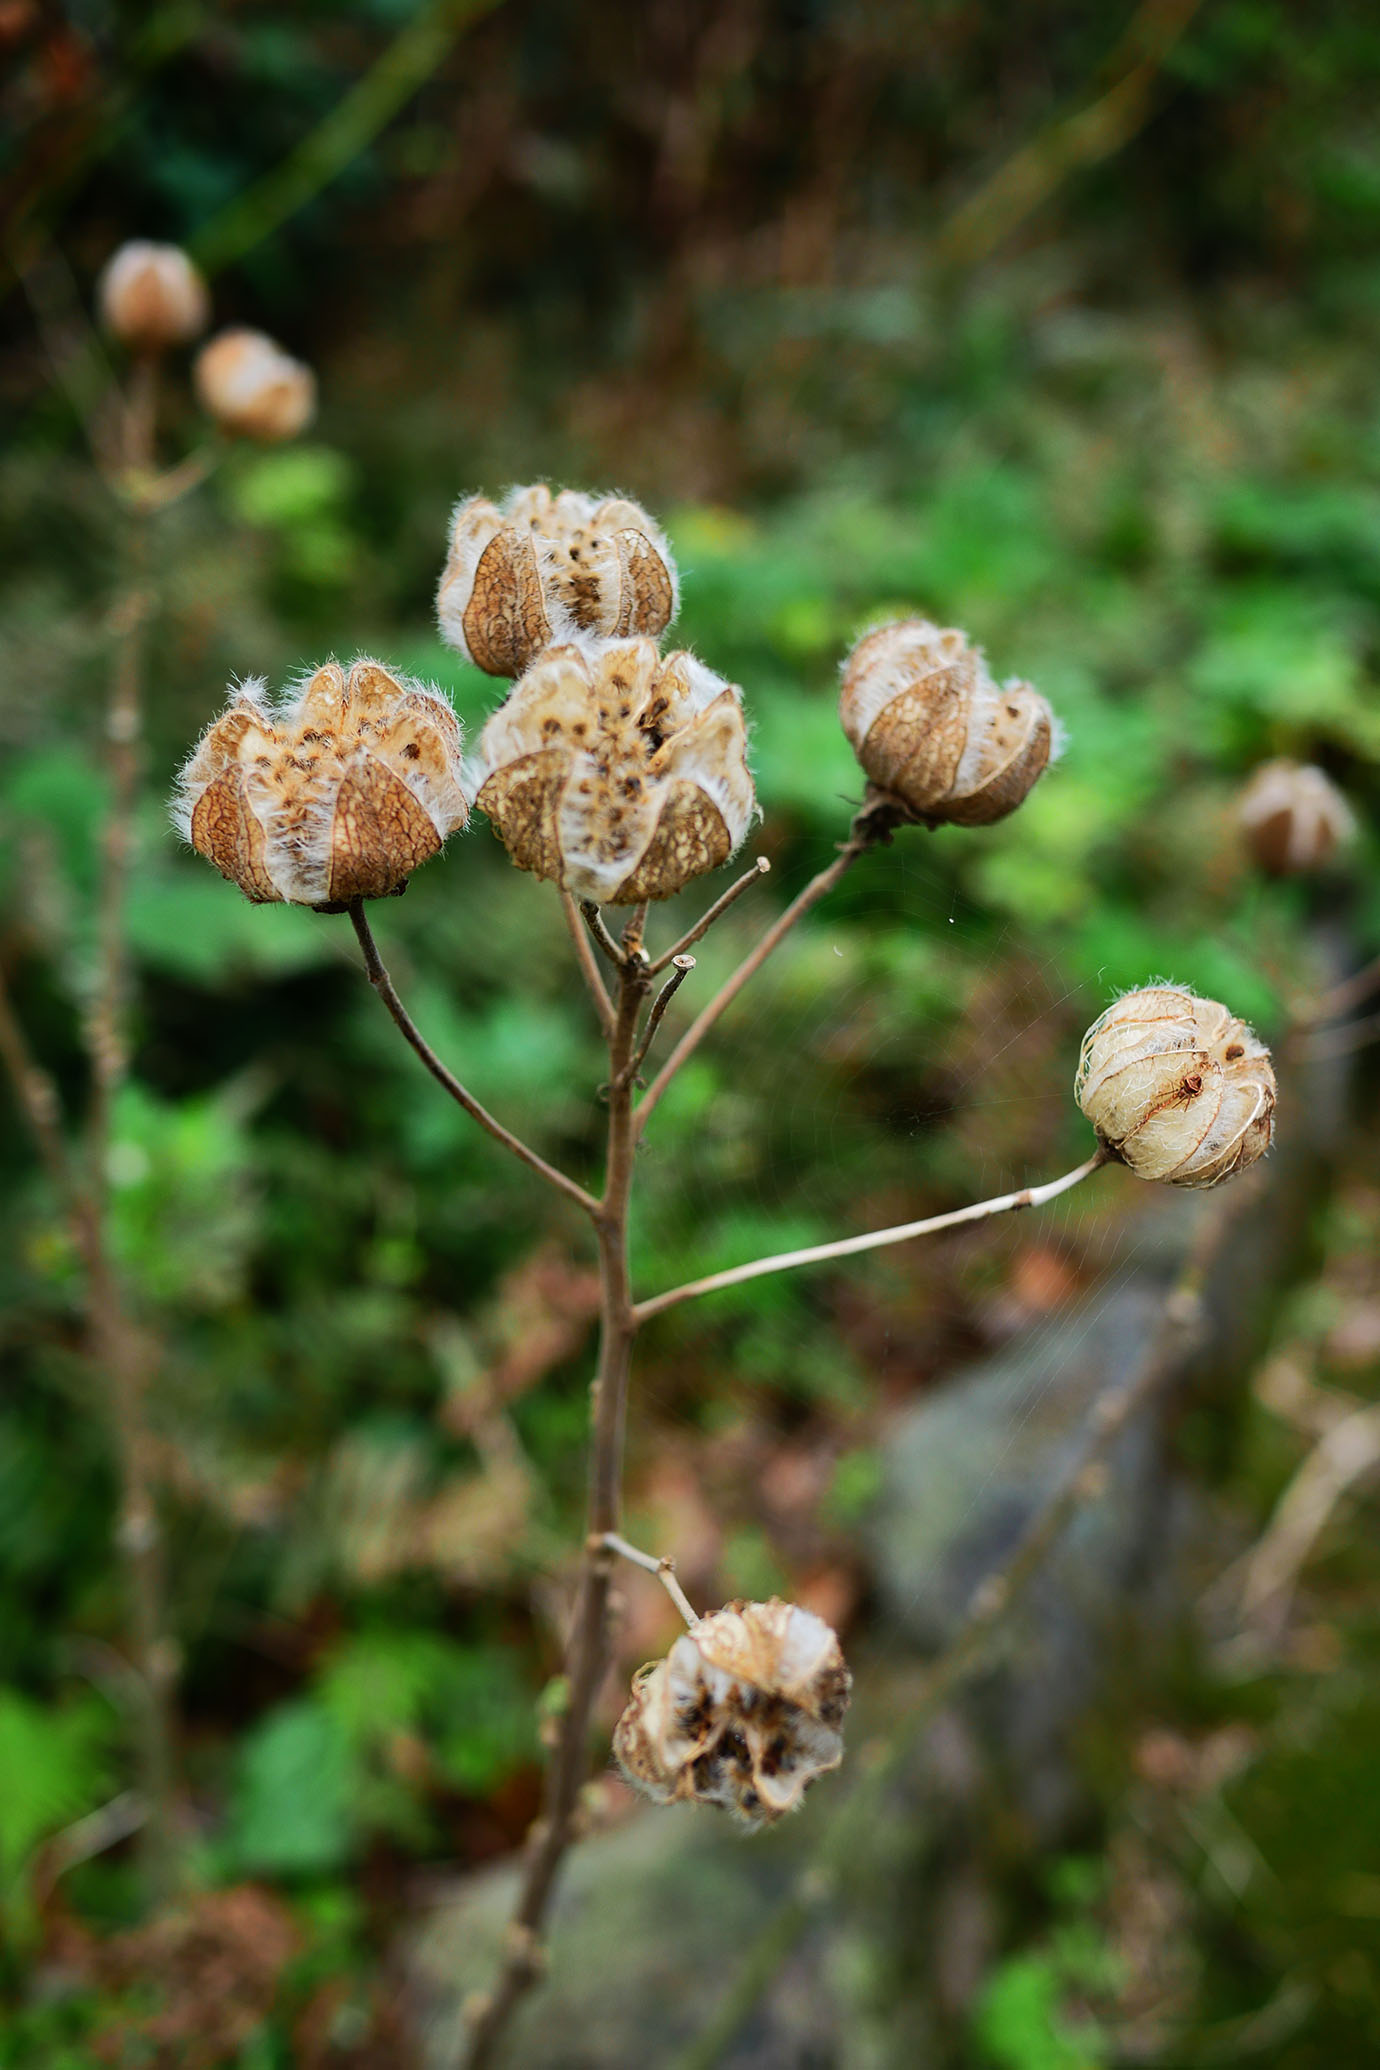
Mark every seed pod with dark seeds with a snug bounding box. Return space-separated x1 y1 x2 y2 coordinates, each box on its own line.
472 636 753 903
613 1599 851 1830
173 659 466 907
839 618 1056 826
1075 986 1276 1188
437 485 678 678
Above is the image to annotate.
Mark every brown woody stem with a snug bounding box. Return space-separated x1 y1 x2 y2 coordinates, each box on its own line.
601 1532 700 1627
460 950 652 2070
560 892 615 1037
648 857 771 974
347 903 598 1219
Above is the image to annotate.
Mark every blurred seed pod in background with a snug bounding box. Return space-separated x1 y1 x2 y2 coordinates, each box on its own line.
613 1599 851 1830
1075 986 1276 1188
437 484 678 678
194 328 317 441
839 618 1056 827
1238 759 1355 876
473 636 753 903
174 658 466 907
97 241 210 353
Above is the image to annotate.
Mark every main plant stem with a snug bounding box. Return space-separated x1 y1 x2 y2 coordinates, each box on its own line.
461 950 650 2070
85 355 179 1900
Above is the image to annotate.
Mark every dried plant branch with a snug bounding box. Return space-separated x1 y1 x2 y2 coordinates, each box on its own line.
560 892 615 1037
347 902 598 1218
635 793 904 1134
461 952 652 2070
635 1148 1109 1325
1239 1401 1380 1625
1304 952 1380 1026
648 856 771 974
620 955 695 1087
673 1192 1238 2070
602 1531 700 1627
580 900 627 968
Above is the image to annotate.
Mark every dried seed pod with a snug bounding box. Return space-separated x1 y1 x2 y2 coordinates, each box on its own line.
473 636 754 903
173 658 467 907
97 241 209 352
1238 760 1354 876
193 328 316 442
437 484 678 677
613 1599 851 1830
839 619 1055 826
1075 986 1276 1189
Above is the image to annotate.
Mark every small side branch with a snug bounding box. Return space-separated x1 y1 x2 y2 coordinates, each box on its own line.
636 795 903 1135
0 963 77 1208
620 956 695 1087
579 900 626 968
560 892 614 1038
635 1148 1109 1325
348 903 598 1219
601 1532 700 1627
648 857 771 974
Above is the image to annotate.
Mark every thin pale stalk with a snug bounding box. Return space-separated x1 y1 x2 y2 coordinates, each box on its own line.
635 1149 1109 1325
347 902 597 1218
461 954 651 2070
635 795 904 1135
580 900 625 967
560 891 614 1037
648 857 771 974
602 1532 700 1627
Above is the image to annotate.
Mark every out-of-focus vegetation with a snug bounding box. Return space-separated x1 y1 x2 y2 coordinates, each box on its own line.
4 1 1380 2061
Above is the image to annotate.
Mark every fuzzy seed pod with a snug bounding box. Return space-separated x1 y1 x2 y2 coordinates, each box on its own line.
97 241 209 353
613 1600 851 1830
839 619 1055 826
1075 986 1276 1189
473 636 754 903
193 328 316 442
174 659 467 907
437 485 678 678
1238 760 1354 876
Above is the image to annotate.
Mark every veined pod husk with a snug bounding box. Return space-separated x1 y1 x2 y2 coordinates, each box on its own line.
472 636 754 903
839 619 1055 826
1075 986 1276 1188
613 1599 851 1830
1238 759 1354 876
174 658 467 907
437 484 678 678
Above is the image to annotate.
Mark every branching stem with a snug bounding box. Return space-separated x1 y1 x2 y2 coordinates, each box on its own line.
602 1532 700 1627
347 902 598 1218
635 1148 1109 1325
620 955 695 1087
635 793 905 1134
560 892 614 1037
648 857 771 974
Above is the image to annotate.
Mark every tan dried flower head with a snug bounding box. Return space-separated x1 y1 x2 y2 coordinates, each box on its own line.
1238 760 1354 876
437 485 678 678
194 328 316 442
97 241 209 352
839 619 1056 826
174 659 467 908
473 636 754 903
1075 986 1276 1188
613 1599 851 1830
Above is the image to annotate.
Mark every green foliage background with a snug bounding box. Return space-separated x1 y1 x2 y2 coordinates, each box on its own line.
4 0 1380 2061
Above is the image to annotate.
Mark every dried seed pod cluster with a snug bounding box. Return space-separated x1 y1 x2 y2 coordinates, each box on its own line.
1238 760 1354 876
839 619 1055 826
194 328 317 443
97 241 209 353
1075 986 1275 1188
174 659 467 908
471 637 754 903
613 1600 851 1829
438 485 678 679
